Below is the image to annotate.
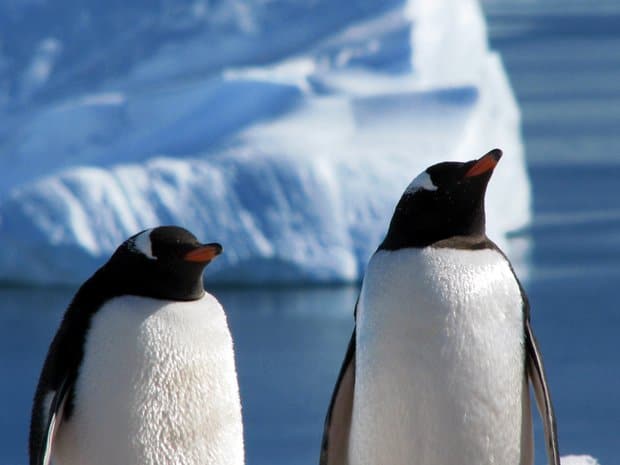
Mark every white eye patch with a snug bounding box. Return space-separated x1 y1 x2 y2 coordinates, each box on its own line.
405 171 438 194
130 229 156 260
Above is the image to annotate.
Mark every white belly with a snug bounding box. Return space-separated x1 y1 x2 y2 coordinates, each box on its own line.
350 247 526 465
54 293 244 465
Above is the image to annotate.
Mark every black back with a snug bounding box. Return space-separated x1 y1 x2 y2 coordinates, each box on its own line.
29 226 221 464
379 149 502 250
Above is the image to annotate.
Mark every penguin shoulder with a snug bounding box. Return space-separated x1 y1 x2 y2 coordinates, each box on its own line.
362 243 521 317
367 243 511 279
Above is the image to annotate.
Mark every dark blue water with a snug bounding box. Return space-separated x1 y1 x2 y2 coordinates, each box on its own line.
2 3 619 465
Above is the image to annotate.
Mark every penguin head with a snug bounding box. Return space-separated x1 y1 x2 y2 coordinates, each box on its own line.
100 226 222 301
380 149 502 250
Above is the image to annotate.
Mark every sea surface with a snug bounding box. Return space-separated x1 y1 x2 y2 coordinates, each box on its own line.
1 2 619 464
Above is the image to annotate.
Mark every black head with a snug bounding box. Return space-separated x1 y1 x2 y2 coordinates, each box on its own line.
96 226 222 301
379 149 502 250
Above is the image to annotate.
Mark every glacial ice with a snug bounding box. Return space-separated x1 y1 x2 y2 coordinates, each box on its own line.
0 0 530 285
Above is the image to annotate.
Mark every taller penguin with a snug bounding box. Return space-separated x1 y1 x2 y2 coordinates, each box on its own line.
30 226 244 465
320 150 560 465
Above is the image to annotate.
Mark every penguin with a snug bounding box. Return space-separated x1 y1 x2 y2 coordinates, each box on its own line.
29 226 244 465
319 149 560 465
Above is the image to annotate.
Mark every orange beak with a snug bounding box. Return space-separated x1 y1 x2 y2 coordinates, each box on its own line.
464 149 503 178
184 243 223 263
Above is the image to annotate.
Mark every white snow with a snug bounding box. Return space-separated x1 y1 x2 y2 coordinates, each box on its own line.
0 0 530 285
561 455 600 465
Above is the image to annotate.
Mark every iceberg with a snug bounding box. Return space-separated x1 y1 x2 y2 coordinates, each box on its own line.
0 0 529 285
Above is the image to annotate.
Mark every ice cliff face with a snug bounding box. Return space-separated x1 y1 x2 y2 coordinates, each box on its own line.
0 0 529 285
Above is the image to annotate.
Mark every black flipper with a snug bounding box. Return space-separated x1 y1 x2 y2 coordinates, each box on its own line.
525 317 561 465
29 277 101 465
36 376 71 465
319 329 356 465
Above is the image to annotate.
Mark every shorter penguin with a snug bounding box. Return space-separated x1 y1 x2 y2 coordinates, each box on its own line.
30 226 244 465
320 150 560 465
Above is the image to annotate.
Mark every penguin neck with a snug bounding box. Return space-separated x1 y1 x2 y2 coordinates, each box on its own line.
378 218 488 251
379 197 487 250
96 264 206 302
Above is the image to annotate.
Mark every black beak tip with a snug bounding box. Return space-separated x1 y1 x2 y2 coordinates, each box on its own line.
208 243 223 256
487 148 503 162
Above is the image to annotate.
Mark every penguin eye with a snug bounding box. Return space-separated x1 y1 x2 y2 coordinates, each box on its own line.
128 230 157 260
405 171 438 194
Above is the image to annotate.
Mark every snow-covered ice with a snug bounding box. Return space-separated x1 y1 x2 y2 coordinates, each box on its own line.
0 0 529 285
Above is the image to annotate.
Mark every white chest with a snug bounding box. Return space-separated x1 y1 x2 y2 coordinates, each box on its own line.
350 247 526 465
55 293 244 465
